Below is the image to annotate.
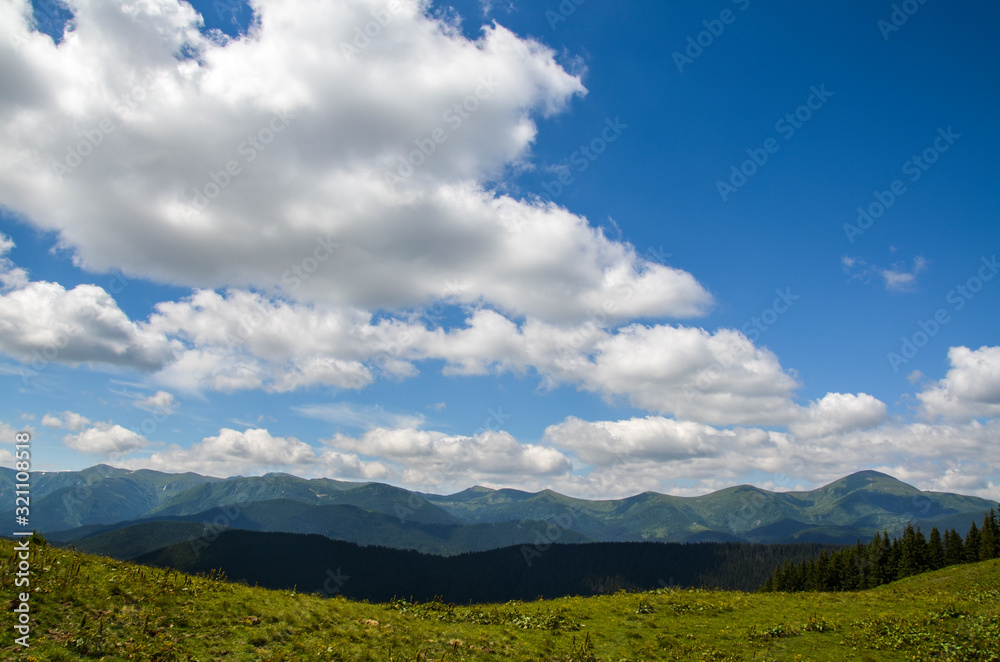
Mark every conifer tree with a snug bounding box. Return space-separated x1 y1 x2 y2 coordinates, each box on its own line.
965 521 981 563
944 528 965 566
927 527 944 570
980 509 998 560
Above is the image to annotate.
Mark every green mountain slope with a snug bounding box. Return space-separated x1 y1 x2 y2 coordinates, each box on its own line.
0 465 219 530
143 474 461 524
10 465 998 548
69 520 224 559
54 499 591 557
425 470 998 543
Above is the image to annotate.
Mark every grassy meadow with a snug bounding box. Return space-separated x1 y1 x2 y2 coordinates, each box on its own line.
2 537 998 661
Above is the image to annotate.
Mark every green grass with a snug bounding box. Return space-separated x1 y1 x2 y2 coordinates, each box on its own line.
2 537 998 661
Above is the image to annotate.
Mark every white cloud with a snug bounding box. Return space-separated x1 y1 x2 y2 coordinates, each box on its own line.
42 410 92 431
0 0 711 324
317 450 390 481
918 346 1000 421
121 427 319 476
541 414 1000 501
789 392 887 438
0 233 28 291
133 390 176 413
882 256 927 291
413 312 804 425
577 325 801 425
0 420 22 467
120 426 391 480
141 290 803 426
0 258 865 429
64 422 147 455
0 279 174 371
543 415 754 465
843 255 927 292
324 427 572 489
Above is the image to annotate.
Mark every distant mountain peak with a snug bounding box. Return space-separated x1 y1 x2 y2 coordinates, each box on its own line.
827 470 915 493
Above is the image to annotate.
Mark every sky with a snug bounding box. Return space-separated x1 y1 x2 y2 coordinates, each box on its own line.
0 0 998 500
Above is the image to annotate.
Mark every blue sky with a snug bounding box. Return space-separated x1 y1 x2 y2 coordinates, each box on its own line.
0 0 998 498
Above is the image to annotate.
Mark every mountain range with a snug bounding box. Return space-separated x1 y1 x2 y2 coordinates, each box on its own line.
2 465 995 559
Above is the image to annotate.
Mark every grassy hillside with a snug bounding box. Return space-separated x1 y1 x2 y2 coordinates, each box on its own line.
2 537 998 660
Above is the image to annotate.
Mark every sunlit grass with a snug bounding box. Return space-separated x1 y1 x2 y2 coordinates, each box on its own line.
2 537 998 661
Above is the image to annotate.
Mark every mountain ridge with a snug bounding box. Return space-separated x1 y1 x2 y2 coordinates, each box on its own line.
3 466 995 554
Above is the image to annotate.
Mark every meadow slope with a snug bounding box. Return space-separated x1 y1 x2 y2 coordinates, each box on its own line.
1 537 998 661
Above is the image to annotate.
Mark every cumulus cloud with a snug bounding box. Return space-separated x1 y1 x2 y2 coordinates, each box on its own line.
0 0 711 324
789 392 887 438
324 427 572 488
317 450 390 481
918 346 1000 421
121 427 317 476
64 422 147 455
540 414 1000 501
41 410 92 431
0 279 174 371
573 325 801 425
0 233 28 291
133 390 176 413
411 312 804 425
0 420 22 467
543 415 757 465
140 290 805 425
0 254 859 428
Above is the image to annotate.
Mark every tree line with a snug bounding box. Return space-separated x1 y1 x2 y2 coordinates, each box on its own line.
762 509 1000 592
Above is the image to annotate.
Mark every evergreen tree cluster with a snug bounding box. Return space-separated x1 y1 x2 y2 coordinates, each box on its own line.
762 509 1000 592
